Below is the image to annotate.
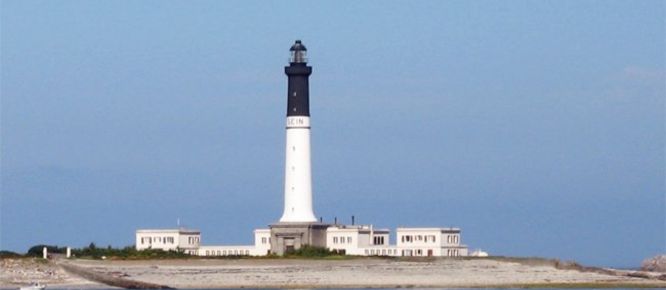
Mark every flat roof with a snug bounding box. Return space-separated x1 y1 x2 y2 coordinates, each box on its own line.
136 228 200 234
328 225 390 233
396 227 461 232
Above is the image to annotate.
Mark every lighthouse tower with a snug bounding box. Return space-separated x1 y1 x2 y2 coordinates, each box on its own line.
280 40 317 223
270 40 329 255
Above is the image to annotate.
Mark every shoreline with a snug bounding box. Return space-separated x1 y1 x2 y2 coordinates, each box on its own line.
2 257 665 289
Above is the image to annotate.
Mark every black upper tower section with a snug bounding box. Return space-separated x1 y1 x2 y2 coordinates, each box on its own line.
285 40 312 117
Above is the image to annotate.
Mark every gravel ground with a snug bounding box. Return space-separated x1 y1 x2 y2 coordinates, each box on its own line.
59 257 666 288
0 258 109 289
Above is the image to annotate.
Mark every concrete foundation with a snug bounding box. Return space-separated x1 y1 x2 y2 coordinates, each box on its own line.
269 222 330 255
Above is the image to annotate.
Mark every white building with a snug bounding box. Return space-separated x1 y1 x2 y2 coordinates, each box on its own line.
325 225 467 257
326 225 391 255
395 228 468 257
198 229 271 257
135 225 469 257
469 249 489 257
135 228 200 252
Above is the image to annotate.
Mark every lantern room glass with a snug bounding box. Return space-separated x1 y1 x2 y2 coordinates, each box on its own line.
290 50 307 63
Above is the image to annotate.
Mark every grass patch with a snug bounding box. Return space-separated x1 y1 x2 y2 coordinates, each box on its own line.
281 245 348 259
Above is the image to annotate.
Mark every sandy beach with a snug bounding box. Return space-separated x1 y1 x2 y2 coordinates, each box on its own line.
3 257 664 289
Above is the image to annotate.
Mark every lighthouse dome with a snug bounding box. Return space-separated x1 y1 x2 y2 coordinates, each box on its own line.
290 40 307 51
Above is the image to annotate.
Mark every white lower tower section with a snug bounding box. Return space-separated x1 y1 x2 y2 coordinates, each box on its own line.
280 116 317 222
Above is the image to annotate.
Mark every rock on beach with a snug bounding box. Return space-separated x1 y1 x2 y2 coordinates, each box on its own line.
642 255 666 272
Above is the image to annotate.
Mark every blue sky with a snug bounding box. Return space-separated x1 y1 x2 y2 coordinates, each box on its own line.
1 1 664 268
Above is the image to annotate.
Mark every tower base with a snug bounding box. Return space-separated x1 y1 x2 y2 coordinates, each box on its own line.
269 222 330 255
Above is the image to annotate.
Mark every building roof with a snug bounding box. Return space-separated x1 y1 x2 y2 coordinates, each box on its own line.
396 227 461 233
136 228 200 234
327 225 390 233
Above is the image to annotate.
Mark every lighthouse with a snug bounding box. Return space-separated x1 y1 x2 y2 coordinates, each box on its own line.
270 40 329 255
280 40 317 223
136 40 473 258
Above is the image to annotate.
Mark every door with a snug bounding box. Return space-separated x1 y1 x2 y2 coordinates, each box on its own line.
284 238 295 254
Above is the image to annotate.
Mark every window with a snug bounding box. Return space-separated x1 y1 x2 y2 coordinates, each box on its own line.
245 250 250 255
333 237 338 244
223 250 227 255
261 237 267 244
347 237 352 243
365 249 369 255
373 236 385 245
